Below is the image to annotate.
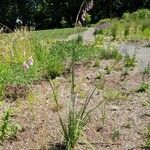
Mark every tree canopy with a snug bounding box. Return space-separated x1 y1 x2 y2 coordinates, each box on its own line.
0 0 149 30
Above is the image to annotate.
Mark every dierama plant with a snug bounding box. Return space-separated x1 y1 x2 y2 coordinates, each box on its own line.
49 0 103 149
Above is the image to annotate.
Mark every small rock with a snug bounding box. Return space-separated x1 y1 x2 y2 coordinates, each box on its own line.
140 113 150 118
109 105 119 111
86 74 93 80
127 108 132 111
96 126 103 132
98 69 105 73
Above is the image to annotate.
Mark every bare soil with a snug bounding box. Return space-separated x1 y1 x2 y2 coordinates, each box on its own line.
1 58 150 150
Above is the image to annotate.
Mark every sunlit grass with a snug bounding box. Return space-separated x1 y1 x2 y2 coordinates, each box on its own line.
32 27 86 41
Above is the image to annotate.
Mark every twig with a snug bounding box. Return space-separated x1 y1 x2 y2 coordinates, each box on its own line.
0 23 13 33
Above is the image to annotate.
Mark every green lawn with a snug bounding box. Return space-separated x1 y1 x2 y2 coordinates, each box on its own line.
32 27 86 40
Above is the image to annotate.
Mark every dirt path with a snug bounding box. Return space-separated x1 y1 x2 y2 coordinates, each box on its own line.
119 43 150 69
68 27 95 43
68 27 150 70
68 27 150 69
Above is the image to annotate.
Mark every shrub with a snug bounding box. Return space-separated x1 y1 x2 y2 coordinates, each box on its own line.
96 9 150 41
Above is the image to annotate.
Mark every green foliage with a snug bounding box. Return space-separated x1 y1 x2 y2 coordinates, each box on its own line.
112 129 120 141
123 9 150 21
32 27 86 41
93 59 100 67
99 48 122 61
104 88 127 102
143 65 150 75
49 77 103 149
145 124 150 148
124 53 136 68
62 110 90 149
0 108 21 142
1 0 150 30
85 13 91 26
137 82 150 93
95 36 122 61
96 9 150 42
0 29 100 97
142 28 150 38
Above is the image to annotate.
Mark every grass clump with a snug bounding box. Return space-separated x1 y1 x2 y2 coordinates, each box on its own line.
137 82 150 93
50 79 103 149
48 1 104 149
112 129 121 141
95 38 123 61
0 108 21 142
145 124 150 148
103 88 127 102
124 53 136 68
143 65 150 75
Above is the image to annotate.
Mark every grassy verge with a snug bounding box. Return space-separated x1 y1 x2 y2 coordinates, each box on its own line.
95 9 150 42
32 27 86 41
0 27 99 98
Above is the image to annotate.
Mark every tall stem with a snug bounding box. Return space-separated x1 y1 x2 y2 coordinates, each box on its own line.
71 0 87 111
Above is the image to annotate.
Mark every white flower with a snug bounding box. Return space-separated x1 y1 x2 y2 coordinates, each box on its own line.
81 15 85 21
78 21 82 26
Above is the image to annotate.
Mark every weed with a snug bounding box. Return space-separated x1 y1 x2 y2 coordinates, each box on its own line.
99 48 122 61
0 108 21 142
27 90 36 106
105 66 112 74
112 129 121 141
104 88 127 102
124 53 136 68
122 122 131 129
48 1 104 149
137 82 150 93
143 65 150 76
145 124 150 148
75 86 87 99
93 59 100 67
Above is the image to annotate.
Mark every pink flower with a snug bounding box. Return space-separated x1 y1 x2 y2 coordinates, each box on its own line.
23 61 29 70
81 15 85 21
28 56 33 66
78 21 82 26
23 56 33 71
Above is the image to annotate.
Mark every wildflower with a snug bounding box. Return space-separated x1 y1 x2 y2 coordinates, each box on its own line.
78 21 82 26
23 61 29 70
81 13 86 22
28 56 33 66
78 0 94 25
